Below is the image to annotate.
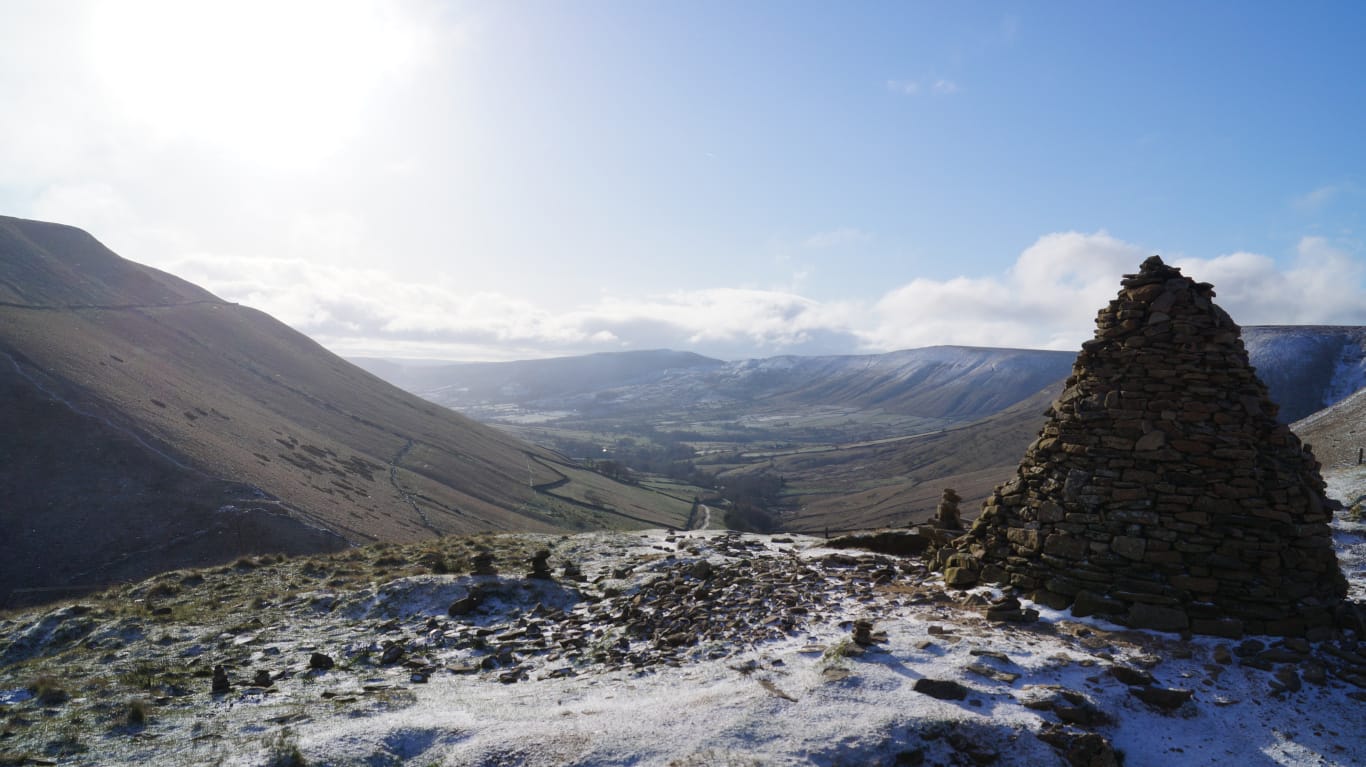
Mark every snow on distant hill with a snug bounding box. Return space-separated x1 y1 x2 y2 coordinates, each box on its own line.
1243 326 1366 422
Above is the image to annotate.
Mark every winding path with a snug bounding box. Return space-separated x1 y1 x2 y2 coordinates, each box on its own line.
388 438 440 534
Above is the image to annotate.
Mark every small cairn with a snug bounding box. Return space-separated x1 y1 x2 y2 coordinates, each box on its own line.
940 256 1350 637
211 664 230 694
933 488 964 531
528 549 554 580
471 550 498 576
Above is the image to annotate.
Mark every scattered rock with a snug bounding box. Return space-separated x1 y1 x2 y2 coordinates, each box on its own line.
913 678 969 701
308 652 335 671
965 663 1020 684
448 594 481 617
1038 724 1121 767
1130 686 1193 712
379 642 404 665
1108 665 1154 687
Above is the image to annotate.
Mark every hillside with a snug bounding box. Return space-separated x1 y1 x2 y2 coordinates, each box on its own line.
1296 387 1366 509
0 527 1360 766
770 384 1064 533
0 216 693 606
1243 326 1366 423
360 346 1076 429
351 349 723 406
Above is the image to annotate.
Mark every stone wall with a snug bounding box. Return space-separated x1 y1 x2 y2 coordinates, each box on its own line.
943 256 1349 638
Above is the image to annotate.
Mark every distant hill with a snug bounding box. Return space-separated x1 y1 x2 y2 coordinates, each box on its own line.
0 216 691 606
358 346 1078 428
1242 325 1366 422
351 350 723 408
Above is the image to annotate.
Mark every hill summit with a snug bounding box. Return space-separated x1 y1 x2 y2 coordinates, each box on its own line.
943 256 1351 637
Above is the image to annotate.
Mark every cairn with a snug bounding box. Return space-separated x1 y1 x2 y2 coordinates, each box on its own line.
934 488 964 531
471 550 498 576
941 256 1349 638
528 549 554 580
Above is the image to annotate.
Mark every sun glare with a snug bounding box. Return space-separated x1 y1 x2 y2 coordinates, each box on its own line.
88 0 423 168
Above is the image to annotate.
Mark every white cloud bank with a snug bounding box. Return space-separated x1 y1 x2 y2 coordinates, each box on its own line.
161 231 1365 362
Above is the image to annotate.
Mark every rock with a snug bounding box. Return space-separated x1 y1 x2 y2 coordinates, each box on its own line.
1301 660 1328 685
308 652 335 671
380 642 404 665
943 566 979 588
1072 590 1126 618
252 670 273 687
1108 665 1155 687
825 530 930 556
448 594 481 617
1127 603 1189 633
1130 686 1193 712
690 559 713 580
912 678 969 700
965 663 1020 684
1271 667 1302 693
1037 725 1121 767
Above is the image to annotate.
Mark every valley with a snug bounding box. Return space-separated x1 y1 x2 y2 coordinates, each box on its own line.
357 324 1366 535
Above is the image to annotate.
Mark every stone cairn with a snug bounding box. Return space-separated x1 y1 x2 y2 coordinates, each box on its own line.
939 256 1349 638
934 488 964 531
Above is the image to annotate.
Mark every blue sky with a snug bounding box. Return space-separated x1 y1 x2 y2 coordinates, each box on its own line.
2 1 1363 359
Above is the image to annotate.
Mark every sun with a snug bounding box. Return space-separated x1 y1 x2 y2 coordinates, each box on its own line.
87 0 423 169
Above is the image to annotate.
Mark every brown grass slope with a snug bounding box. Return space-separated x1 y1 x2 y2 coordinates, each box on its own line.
0 216 685 605
776 384 1062 533
1294 387 1366 487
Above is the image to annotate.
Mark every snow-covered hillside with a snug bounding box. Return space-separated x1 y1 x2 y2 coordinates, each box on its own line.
1242 326 1366 422
1 528 1361 766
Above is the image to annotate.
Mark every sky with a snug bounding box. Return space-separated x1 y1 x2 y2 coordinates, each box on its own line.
3 1 1365 361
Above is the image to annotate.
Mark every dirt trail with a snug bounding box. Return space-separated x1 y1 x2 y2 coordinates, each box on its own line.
388 438 440 534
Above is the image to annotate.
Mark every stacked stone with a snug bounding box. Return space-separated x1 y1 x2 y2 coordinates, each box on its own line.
934 488 964 531
948 256 1348 638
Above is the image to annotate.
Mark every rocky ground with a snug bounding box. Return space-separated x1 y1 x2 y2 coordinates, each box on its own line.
1 522 1363 766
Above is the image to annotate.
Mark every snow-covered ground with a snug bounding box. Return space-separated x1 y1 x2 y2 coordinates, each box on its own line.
1 527 1361 767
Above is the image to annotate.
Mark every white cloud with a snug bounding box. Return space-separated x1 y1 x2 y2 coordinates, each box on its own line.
864 231 1146 351
887 78 960 96
1172 237 1366 326
1293 184 1342 211
159 230 1364 362
803 227 872 249
861 231 1365 353
162 253 863 360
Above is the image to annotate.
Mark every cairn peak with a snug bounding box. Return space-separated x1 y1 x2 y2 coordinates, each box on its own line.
939 257 1351 638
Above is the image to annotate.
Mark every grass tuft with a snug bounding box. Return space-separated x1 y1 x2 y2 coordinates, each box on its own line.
29 675 69 706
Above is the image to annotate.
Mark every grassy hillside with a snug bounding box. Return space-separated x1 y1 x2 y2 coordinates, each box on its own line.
0 216 691 605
